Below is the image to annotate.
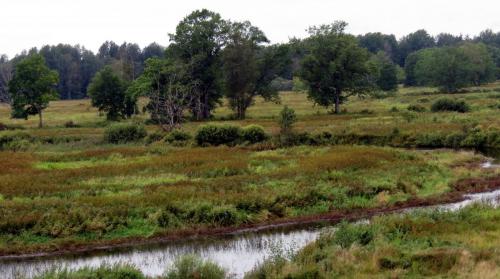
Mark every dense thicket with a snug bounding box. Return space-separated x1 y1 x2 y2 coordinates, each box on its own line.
405 43 496 92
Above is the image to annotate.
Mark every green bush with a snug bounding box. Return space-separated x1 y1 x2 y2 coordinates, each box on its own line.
241 125 268 144
0 132 33 151
164 255 227 279
407 104 426 112
104 123 147 144
431 98 470 113
165 130 192 144
145 131 166 144
195 125 241 146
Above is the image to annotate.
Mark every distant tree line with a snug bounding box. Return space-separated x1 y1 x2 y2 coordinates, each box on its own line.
0 42 165 102
3 9 500 128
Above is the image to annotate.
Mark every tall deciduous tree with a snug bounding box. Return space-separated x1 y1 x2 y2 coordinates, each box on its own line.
168 9 228 120
87 66 132 120
8 54 59 128
221 21 280 119
299 22 373 114
128 58 193 131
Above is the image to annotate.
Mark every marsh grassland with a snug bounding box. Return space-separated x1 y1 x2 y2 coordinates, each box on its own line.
0 85 499 278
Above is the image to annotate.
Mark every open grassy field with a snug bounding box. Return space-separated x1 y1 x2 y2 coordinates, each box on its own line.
0 84 499 257
1 83 500 140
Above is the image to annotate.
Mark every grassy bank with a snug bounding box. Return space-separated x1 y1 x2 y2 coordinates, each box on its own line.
248 205 500 278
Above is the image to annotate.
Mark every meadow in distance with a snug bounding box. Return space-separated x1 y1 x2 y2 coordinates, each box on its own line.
0 8 500 279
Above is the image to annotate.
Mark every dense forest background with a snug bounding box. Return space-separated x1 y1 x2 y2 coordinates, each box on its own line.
1 28 500 103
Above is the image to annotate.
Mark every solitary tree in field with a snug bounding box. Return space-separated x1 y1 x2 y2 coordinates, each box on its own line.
87 66 134 120
221 21 281 119
8 54 59 128
300 22 373 114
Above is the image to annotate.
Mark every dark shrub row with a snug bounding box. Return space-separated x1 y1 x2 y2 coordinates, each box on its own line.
104 123 147 144
431 98 470 112
195 124 268 146
277 129 500 150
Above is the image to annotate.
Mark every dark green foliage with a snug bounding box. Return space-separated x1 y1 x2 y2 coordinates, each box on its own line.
368 52 399 91
398 29 435 66
164 255 226 279
300 22 373 113
145 131 166 144
35 265 146 279
221 21 283 119
8 54 59 128
431 98 470 113
64 121 80 128
0 132 33 151
407 104 426 112
241 125 268 143
129 58 192 131
407 43 496 92
278 105 297 135
195 125 242 146
167 9 228 120
104 123 147 144
165 130 192 144
88 67 134 120
358 32 399 63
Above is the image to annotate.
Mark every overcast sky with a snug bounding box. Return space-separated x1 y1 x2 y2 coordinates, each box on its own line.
1 0 499 57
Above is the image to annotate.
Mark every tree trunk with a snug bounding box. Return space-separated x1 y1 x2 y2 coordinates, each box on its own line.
38 110 43 128
202 92 210 120
334 90 340 114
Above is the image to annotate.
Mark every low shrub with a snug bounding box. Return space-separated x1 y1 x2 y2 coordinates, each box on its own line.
241 125 268 144
164 255 226 279
104 123 147 144
0 132 33 151
165 130 192 144
145 131 166 144
195 125 241 146
64 121 80 128
431 98 470 113
407 104 426 112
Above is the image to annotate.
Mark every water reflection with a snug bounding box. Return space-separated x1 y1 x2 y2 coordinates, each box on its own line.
1 228 323 279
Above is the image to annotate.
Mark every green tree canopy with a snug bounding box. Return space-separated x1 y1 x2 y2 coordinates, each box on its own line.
87 66 133 120
368 51 399 91
221 21 283 119
299 22 373 114
8 54 59 128
167 9 228 120
410 43 496 92
127 58 193 131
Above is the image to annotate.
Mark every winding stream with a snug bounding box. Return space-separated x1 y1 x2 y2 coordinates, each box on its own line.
1 155 499 279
